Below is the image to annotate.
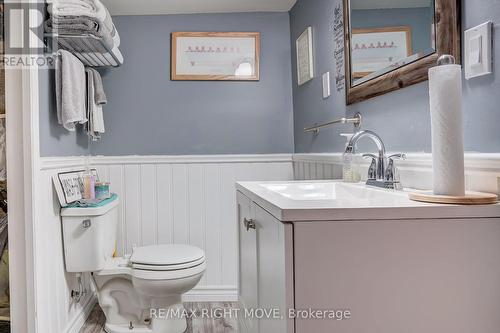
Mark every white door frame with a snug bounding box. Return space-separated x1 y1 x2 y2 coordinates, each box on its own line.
5 1 41 331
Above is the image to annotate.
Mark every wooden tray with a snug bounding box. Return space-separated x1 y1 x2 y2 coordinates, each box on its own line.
409 191 498 205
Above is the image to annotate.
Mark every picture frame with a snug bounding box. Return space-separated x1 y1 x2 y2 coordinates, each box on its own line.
351 26 413 79
296 26 314 85
171 32 260 81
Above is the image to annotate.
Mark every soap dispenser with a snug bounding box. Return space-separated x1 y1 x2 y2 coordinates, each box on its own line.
341 133 360 182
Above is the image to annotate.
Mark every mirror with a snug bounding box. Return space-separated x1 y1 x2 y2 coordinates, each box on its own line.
350 0 435 86
344 0 460 104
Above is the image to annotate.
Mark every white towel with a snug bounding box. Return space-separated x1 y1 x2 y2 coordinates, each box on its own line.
112 24 120 47
55 50 87 131
86 68 105 140
47 0 113 32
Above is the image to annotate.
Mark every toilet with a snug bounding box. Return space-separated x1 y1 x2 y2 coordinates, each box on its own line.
60 195 206 333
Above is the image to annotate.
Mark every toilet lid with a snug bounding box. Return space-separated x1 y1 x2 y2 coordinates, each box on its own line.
130 244 205 266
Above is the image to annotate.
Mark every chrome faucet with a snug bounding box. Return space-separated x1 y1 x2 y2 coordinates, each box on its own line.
345 130 405 190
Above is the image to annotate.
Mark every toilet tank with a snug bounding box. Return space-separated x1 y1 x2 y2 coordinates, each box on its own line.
60 196 119 273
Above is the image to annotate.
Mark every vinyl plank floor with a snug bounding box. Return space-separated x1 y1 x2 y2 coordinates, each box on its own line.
80 302 241 333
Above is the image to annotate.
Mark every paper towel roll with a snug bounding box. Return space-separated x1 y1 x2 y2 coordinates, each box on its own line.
428 64 465 196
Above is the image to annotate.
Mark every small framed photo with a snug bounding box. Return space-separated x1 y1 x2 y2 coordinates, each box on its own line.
171 32 260 81
296 26 314 85
52 169 99 206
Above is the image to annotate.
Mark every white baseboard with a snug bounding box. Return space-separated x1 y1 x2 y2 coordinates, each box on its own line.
183 286 238 302
64 294 98 333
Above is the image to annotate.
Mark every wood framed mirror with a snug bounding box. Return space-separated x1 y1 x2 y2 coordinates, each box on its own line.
343 0 461 105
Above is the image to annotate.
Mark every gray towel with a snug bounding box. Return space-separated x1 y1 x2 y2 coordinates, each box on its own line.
87 68 107 105
85 69 105 140
55 50 87 131
44 16 114 50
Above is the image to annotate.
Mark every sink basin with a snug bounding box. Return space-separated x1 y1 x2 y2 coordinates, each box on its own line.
259 181 405 201
237 180 500 222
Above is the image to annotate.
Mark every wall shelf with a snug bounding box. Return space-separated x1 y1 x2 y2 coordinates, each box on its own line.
45 33 123 68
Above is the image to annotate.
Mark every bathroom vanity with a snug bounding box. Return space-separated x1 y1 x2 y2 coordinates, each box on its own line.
237 181 500 333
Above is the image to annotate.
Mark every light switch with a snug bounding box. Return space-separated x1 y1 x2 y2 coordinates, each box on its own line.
322 72 330 99
464 21 493 79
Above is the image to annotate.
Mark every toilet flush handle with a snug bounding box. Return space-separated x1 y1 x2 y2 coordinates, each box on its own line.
82 219 91 228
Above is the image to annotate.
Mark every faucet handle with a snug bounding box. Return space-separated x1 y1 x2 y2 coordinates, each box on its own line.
385 153 406 184
387 153 406 161
362 154 377 180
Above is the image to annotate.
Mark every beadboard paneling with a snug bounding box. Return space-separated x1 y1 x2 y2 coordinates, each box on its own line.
86 155 294 299
293 153 500 195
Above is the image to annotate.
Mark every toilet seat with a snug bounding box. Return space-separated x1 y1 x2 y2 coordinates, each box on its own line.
97 244 206 280
130 244 206 280
130 244 204 266
132 256 205 271
132 261 206 280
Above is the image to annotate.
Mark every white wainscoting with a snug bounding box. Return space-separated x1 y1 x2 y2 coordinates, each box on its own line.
41 154 294 307
37 158 96 333
293 153 500 195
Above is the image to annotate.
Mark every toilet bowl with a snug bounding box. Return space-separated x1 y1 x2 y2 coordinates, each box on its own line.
60 196 206 333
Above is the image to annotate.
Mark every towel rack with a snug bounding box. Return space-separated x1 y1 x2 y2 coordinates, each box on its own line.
45 33 122 67
304 113 362 134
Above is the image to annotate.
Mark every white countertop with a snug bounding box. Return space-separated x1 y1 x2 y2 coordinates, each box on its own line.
236 180 500 222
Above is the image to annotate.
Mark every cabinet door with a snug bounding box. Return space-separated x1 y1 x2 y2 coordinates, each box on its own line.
237 192 258 332
254 204 290 333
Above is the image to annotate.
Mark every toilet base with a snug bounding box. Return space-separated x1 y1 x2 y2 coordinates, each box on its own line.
104 318 187 333
105 323 152 333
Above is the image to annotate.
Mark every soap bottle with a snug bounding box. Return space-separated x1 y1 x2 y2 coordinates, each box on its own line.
341 133 361 183
341 133 354 182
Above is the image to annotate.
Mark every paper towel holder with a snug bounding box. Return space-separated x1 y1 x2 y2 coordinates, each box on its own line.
437 54 456 66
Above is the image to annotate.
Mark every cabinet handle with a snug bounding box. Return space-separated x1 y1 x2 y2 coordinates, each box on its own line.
243 218 256 231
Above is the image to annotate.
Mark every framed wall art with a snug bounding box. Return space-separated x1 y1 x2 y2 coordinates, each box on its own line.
351 26 412 78
171 32 260 81
296 26 314 85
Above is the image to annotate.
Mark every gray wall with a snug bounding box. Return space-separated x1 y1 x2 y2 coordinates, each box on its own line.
92 12 294 156
40 12 294 156
351 7 433 57
290 0 500 153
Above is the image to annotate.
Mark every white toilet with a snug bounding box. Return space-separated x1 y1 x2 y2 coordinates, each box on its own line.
60 196 206 333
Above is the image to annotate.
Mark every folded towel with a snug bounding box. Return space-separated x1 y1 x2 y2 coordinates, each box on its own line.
111 24 120 47
85 68 105 140
47 0 113 33
87 68 107 105
56 50 87 131
44 16 114 50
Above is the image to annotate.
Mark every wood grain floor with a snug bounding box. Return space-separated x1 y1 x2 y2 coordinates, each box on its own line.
80 302 241 333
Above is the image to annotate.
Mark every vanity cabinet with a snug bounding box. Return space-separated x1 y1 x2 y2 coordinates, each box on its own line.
237 192 294 333
237 184 500 333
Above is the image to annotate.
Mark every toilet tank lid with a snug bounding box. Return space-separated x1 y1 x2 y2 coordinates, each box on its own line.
61 195 119 217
